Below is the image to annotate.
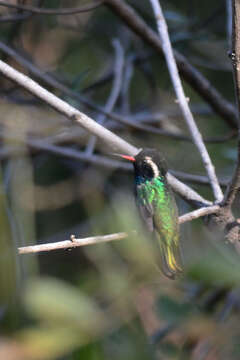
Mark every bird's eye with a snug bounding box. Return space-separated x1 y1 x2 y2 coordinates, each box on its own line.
142 162 154 178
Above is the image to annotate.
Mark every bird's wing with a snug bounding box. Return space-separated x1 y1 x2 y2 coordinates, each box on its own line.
138 202 154 232
152 196 182 277
152 192 179 246
136 184 154 232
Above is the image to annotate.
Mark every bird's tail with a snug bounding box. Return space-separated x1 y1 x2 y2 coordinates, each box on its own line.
158 239 183 279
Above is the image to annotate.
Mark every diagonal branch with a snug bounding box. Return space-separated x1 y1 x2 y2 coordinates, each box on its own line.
149 0 223 203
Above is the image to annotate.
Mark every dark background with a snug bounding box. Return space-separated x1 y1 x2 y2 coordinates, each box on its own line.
0 1 239 359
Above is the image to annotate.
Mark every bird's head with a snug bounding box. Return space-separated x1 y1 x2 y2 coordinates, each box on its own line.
117 148 168 181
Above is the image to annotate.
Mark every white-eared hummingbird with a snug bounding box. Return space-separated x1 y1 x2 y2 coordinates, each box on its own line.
117 148 183 279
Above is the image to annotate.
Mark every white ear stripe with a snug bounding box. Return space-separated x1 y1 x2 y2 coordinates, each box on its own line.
145 156 159 178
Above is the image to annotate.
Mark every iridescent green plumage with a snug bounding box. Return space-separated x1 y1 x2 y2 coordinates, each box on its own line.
136 176 182 278
132 149 182 279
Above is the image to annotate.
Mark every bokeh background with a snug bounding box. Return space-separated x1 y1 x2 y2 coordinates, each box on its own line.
0 1 240 359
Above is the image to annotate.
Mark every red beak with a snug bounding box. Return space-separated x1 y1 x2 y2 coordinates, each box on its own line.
112 153 136 162
119 154 136 162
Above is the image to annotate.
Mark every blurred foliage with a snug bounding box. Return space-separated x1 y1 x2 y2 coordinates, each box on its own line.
0 0 239 359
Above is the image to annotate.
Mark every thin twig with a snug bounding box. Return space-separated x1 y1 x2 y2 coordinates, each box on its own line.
178 205 220 224
18 232 129 254
86 39 124 154
0 58 211 205
0 0 103 15
149 0 223 203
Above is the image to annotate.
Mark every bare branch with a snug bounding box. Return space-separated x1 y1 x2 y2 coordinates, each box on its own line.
18 232 129 254
149 0 223 203
178 205 220 224
104 0 237 129
0 0 103 15
86 39 124 154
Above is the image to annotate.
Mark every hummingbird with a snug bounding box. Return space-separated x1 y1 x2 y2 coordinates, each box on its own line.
118 148 182 279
